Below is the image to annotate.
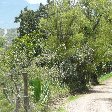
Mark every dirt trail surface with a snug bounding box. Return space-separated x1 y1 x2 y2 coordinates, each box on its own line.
65 78 112 112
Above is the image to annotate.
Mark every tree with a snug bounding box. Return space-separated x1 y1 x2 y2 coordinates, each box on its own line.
1 1 112 111
39 0 91 92
79 0 112 84
39 0 112 92
15 3 48 37
0 36 5 48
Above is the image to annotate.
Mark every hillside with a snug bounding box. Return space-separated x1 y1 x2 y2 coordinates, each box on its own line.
0 28 4 36
0 28 17 43
0 0 112 112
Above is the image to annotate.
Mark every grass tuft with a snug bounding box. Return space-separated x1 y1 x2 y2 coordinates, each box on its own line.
99 72 112 82
67 95 80 102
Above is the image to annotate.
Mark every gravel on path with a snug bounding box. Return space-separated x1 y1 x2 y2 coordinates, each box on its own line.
65 78 112 112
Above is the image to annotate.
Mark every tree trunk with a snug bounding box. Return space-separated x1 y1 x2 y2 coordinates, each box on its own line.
22 72 30 112
90 73 99 85
14 96 21 112
11 78 21 112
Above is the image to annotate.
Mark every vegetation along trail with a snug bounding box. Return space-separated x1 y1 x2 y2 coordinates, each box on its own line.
65 78 112 112
0 0 112 111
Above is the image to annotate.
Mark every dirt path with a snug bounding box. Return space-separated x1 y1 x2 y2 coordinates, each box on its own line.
65 78 112 112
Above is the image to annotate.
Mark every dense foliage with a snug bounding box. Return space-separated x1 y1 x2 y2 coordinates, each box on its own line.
0 0 112 111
